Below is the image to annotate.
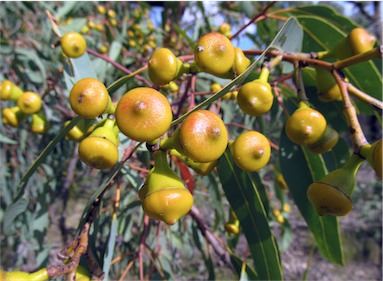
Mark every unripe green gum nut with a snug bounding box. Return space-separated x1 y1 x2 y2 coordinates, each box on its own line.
307 126 339 154
315 67 342 102
307 153 364 216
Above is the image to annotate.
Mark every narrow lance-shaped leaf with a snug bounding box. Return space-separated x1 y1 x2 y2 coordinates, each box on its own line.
218 151 283 280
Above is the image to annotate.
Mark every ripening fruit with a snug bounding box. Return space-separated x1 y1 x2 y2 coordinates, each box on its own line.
307 153 363 216
179 110 229 163
229 131 271 172
115 87 172 142
315 67 342 102
140 151 193 225
0 80 23 101
17 91 42 115
218 22 232 38
210 82 222 93
194 32 235 78
31 112 50 134
75 266 91 281
78 121 119 170
0 268 49 281
69 78 111 119
275 173 288 190
307 126 339 154
148 48 183 85
285 102 327 145
233 47 251 75
360 139 382 179
349 27 376 55
2 106 25 127
224 223 239 235
237 80 273 116
61 32 87 58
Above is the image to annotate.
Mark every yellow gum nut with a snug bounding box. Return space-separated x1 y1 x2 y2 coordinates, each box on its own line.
233 47 251 75
230 131 271 172
285 107 327 145
0 80 13 100
179 110 228 163
194 32 235 78
224 223 239 235
69 78 110 119
78 136 118 169
237 80 273 116
61 32 87 58
0 80 23 101
142 188 194 225
17 91 42 115
115 87 172 142
2 106 25 127
148 48 181 85
362 139 383 179
307 182 352 216
349 27 376 55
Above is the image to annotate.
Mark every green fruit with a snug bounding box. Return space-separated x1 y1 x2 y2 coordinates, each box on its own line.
285 102 327 145
315 67 342 102
237 79 273 116
194 32 235 78
140 150 194 225
115 87 173 142
31 111 50 134
307 153 364 216
360 139 382 179
307 126 339 154
229 131 271 172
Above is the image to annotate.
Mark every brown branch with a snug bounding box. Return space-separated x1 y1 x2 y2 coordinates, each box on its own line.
86 49 152 87
188 206 233 268
347 83 383 113
332 69 368 150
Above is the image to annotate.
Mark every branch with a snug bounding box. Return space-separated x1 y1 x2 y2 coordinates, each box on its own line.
188 206 233 268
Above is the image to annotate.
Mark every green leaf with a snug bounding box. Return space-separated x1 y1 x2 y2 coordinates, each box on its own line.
218 150 282 280
230 254 258 280
0 133 18 144
281 9 382 114
3 116 81 234
279 128 344 265
3 197 29 235
102 214 119 281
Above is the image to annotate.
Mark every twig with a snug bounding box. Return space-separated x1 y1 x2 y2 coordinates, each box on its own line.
332 69 369 150
230 2 277 40
347 83 383 113
87 49 152 87
333 46 383 69
188 206 233 268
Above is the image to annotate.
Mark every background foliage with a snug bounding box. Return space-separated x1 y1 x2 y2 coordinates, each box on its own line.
1 2 381 280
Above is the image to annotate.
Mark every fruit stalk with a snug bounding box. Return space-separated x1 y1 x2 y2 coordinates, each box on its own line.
347 83 383 112
334 46 383 70
332 69 368 149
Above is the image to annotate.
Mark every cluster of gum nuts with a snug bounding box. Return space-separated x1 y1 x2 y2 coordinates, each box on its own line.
2 25 381 226
1 80 50 134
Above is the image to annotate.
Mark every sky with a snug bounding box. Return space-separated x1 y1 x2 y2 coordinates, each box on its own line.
148 1 360 50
